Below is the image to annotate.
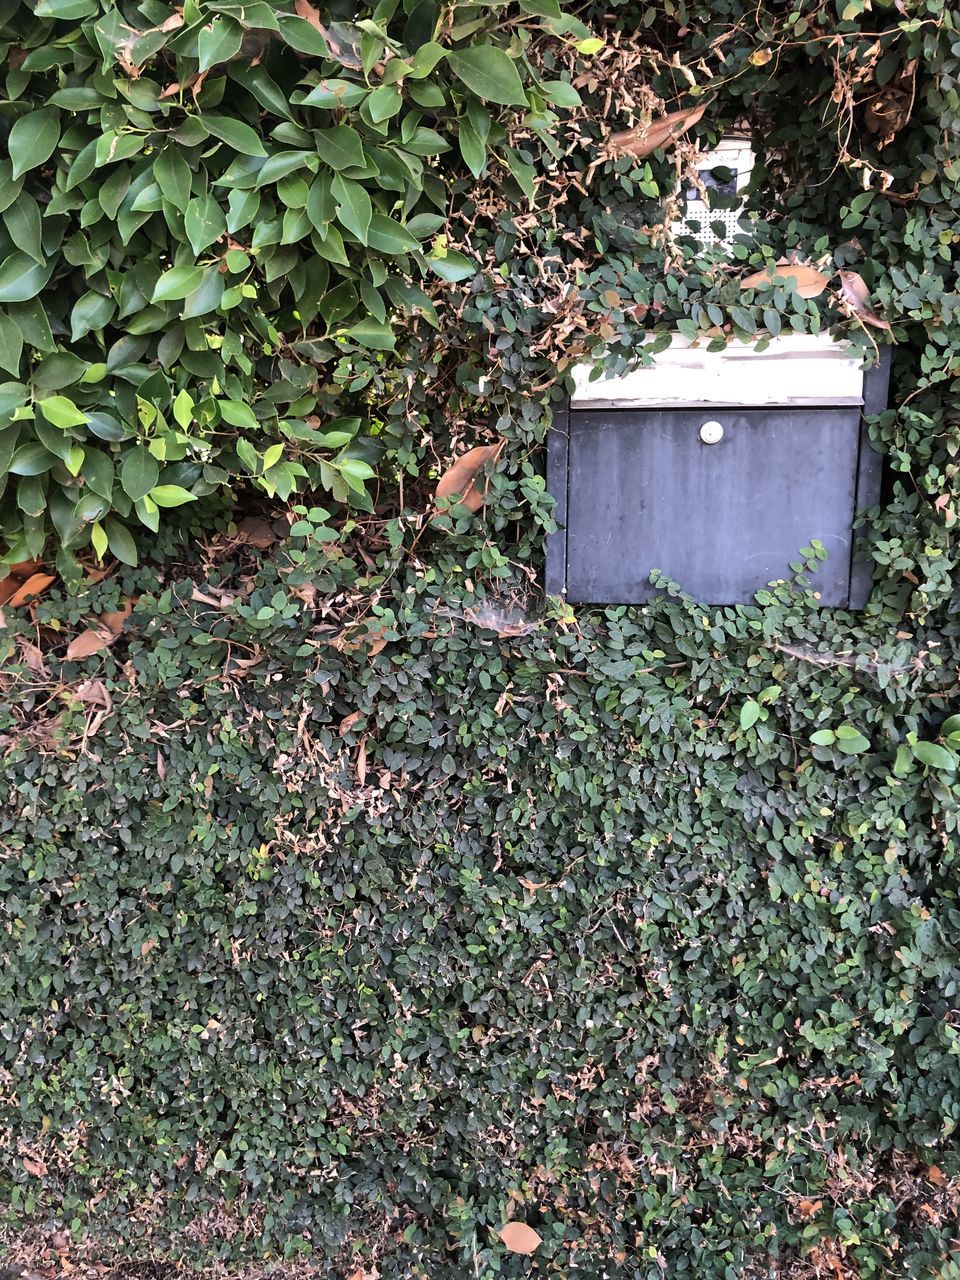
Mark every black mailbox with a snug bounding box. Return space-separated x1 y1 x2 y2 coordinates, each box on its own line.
546 336 890 607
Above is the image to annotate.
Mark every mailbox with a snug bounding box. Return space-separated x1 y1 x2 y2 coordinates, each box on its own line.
546 335 890 607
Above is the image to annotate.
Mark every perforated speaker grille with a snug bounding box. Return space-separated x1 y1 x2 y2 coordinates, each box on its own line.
670 137 756 248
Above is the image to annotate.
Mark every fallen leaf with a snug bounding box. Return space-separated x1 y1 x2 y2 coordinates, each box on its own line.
100 599 134 635
838 269 892 331
499 1222 542 1254
6 572 56 608
17 638 47 675
141 938 158 957
157 750 166 781
927 1164 946 1185
339 710 362 736
518 877 549 892
66 628 112 661
741 260 829 299
23 1156 47 1177
797 1198 823 1218
356 736 367 785
236 516 277 549
75 679 112 710
435 441 504 513
606 101 706 159
332 624 389 657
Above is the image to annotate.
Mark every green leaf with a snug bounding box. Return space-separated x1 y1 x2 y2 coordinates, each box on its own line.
3 193 44 265
314 126 366 171
427 250 475 282
331 174 372 244
0 253 55 303
154 149 193 213
198 15 243 72
149 484 197 507
104 516 138 566
80 450 114 501
446 46 528 106
8 109 61 181
367 214 421 255
911 740 958 772
810 729 836 746
184 195 227 257
278 14 332 56
739 700 761 730
540 79 582 108
152 266 205 303
367 84 402 122
342 318 395 350
203 115 268 157
120 446 160 501
70 291 115 343
0 313 23 376
219 400 258 429
39 395 88 429
300 79 368 109
10 443 56 475
834 724 870 754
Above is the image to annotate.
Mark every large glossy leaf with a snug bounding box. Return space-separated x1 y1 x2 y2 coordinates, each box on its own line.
446 46 528 105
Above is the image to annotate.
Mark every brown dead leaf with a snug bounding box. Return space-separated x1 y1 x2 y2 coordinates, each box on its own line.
796 1198 823 1219
356 736 367 786
294 0 362 67
741 260 829 299
499 1222 542 1255
115 41 141 78
518 877 549 892
7 572 56 608
17 637 47 675
838 269 892 330
75 679 112 711
23 1156 47 1177
101 599 134 636
159 81 184 99
158 11 184 31
865 59 916 147
66 627 112 661
141 938 158 957
332 624 389 656
236 516 278 549
156 750 166 781
339 710 362 737
606 101 706 159
435 441 504 513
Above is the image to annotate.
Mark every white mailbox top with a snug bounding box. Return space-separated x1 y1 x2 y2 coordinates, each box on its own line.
570 333 866 409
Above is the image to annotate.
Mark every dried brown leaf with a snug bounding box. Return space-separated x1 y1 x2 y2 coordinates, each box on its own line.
838 269 892 330
435 441 504 513
66 628 112 661
101 599 134 636
236 516 278 549
333 625 389 657
22 1156 47 1177
356 736 367 786
141 938 158 957
75 679 112 711
17 638 47 675
741 260 829 299
499 1222 542 1254
339 710 362 737
7 572 56 608
606 101 706 159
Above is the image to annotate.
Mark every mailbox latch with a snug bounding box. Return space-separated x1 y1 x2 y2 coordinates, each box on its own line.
699 420 724 445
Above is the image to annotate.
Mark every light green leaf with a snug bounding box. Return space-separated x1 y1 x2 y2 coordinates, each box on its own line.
219 400 258 429
152 265 205 302
427 250 476 282
739 700 761 730
149 484 197 507
300 79 368 109
912 740 958 771
446 46 528 106
39 395 88 429
342 318 395 350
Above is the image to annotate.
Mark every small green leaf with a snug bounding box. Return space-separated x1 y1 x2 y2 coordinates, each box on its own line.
184 195 226 257
154 149 193 213
810 729 836 746
446 46 528 106
331 174 372 244
739 700 761 730
427 250 475 282
219 400 258 429
120 446 160 501
341 318 395 350
314 126 366 171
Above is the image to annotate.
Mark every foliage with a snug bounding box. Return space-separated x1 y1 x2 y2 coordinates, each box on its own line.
4 0 960 1276
2 538 960 1278
0 0 591 578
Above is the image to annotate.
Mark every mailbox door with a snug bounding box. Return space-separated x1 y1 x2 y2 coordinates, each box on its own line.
562 407 863 605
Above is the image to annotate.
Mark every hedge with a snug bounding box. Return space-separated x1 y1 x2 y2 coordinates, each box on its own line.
3 0 960 1276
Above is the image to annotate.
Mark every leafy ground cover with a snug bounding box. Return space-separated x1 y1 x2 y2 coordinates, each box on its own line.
3 0 960 1276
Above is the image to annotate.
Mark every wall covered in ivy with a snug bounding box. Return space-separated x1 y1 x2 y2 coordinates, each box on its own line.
2 0 960 1277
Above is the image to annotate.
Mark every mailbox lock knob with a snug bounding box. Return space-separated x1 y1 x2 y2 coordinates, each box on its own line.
699 420 724 445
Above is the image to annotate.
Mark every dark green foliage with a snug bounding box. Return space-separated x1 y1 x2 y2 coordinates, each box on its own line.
2 539 960 1277
4 0 960 1275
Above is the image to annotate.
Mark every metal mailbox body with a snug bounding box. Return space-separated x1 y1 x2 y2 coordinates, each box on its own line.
546 336 890 608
